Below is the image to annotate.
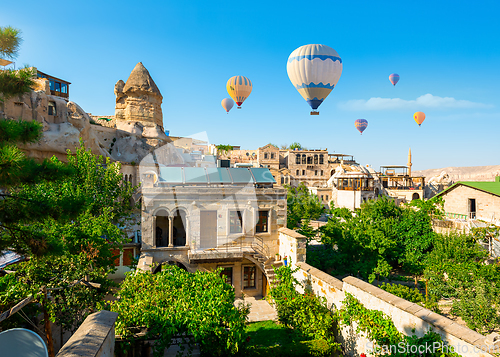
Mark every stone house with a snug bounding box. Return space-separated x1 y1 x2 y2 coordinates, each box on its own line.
379 165 425 202
258 144 280 170
138 166 287 298
288 149 331 187
435 177 500 223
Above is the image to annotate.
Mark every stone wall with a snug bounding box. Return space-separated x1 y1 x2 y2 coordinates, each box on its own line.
278 231 499 357
56 310 118 357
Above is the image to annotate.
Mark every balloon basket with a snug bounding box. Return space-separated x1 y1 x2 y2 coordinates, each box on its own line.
310 111 319 115
237 107 242 109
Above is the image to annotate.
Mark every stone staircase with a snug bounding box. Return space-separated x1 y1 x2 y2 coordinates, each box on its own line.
249 251 283 288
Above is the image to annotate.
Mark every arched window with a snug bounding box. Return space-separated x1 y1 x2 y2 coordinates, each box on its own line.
295 154 300 164
314 155 318 164
307 156 312 165
301 155 306 164
319 154 324 164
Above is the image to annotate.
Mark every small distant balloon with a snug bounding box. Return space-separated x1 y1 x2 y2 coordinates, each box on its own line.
389 73 400 86
226 76 252 109
221 98 234 113
413 111 426 126
354 119 368 135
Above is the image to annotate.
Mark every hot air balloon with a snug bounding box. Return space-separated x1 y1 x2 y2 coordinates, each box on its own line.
287 44 342 115
355 119 368 135
414 111 426 126
226 76 252 109
221 98 234 113
389 73 400 86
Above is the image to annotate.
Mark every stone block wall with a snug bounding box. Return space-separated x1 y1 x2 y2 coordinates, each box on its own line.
56 310 118 357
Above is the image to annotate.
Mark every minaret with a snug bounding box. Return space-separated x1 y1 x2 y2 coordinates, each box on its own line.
407 147 412 176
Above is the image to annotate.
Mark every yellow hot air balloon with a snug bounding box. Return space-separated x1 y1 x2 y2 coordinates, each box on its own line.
414 111 425 126
226 76 252 109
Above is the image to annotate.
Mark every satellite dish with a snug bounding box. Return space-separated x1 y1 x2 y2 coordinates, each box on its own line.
0 328 48 357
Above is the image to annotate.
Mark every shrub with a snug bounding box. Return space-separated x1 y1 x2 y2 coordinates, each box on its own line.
269 265 340 351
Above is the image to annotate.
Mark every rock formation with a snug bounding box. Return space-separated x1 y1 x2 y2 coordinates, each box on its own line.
0 63 171 164
114 62 166 139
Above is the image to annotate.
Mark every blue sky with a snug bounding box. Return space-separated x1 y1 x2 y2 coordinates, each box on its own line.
2 0 499 171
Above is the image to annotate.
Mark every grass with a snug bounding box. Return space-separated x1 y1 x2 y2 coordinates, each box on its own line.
243 320 337 357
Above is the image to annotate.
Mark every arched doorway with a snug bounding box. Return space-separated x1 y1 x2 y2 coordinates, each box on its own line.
173 209 187 246
412 193 420 200
155 209 169 247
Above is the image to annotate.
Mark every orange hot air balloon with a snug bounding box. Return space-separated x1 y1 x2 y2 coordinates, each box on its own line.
413 112 425 126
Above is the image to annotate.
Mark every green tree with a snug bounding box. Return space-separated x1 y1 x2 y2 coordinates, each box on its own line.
288 142 303 150
424 232 500 333
215 144 234 157
286 183 325 229
0 26 35 102
110 266 249 357
319 197 439 282
1 142 135 343
0 26 22 60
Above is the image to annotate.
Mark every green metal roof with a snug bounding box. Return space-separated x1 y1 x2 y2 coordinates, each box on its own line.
159 167 183 183
249 168 277 183
206 167 232 184
436 181 500 198
183 168 208 184
157 167 276 185
227 168 253 183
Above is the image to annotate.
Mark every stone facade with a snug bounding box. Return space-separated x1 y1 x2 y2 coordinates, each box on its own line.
139 172 287 297
288 149 330 187
258 144 280 170
439 183 500 222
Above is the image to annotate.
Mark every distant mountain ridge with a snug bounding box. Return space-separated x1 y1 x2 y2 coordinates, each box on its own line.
413 165 500 182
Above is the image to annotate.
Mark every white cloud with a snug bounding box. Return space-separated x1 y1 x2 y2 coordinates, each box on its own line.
339 94 493 111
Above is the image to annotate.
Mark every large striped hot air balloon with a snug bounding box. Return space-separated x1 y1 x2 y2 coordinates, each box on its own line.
226 76 252 109
221 98 234 113
354 119 368 135
287 44 342 115
389 73 400 86
414 111 426 126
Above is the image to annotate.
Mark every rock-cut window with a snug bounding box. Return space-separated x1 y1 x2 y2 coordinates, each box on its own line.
48 101 56 116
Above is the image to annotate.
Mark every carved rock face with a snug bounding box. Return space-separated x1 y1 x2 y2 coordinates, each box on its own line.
114 63 163 127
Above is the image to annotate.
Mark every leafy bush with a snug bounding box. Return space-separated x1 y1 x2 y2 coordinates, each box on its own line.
451 278 500 334
269 265 340 352
379 282 441 313
424 232 500 332
379 282 424 303
319 197 439 282
286 183 325 229
111 266 249 357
